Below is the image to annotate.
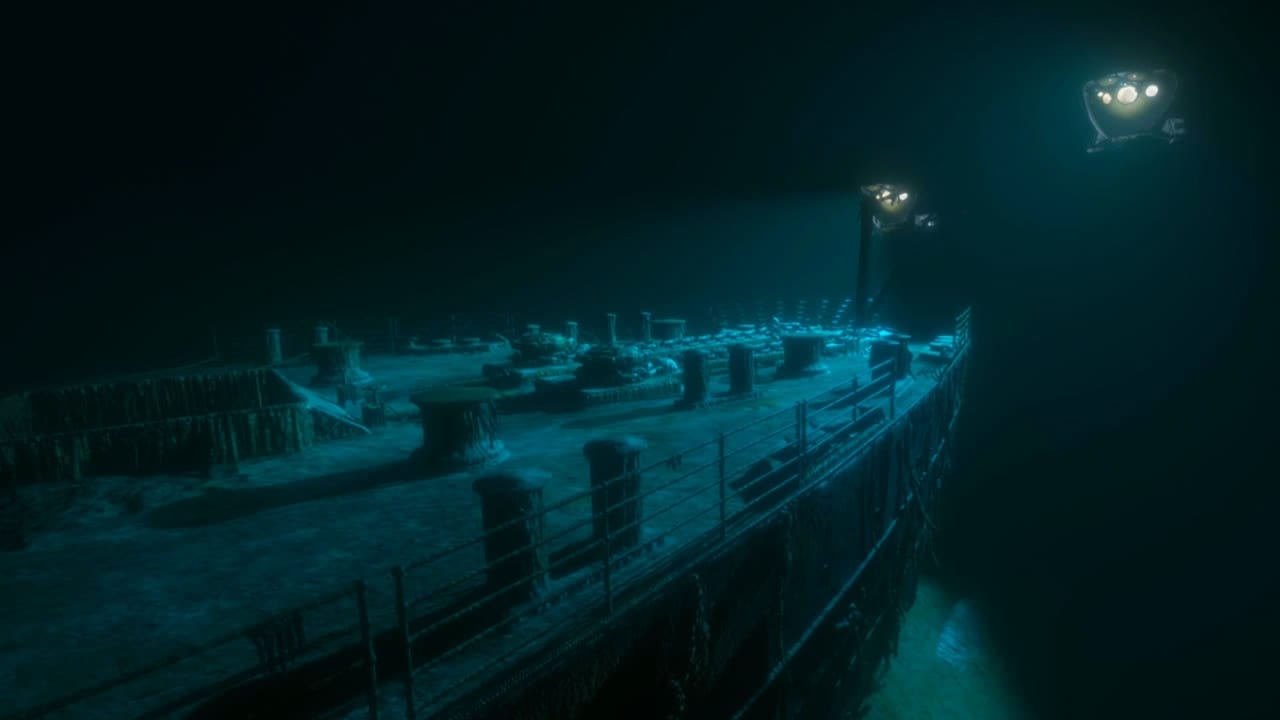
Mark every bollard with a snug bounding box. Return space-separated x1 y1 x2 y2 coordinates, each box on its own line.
652 318 686 341
728 344 756 395
776 334 828 378
583 436 648 554
410 387 509 472
314 324 330 345
312 340 372 386
265 328 283 365
681 349 710 406
870 339 912 381
565 320 579 346
605 313 618 346
473 469 550 606
640 311 653 343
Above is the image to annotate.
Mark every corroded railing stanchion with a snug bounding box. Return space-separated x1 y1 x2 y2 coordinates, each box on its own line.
851 377 861 423
718 433 727 539
602 497 614 615
356 580 379 720
392 566 416 720
799 400 809 481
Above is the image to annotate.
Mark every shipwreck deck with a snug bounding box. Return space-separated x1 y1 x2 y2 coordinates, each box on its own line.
0 344 940 719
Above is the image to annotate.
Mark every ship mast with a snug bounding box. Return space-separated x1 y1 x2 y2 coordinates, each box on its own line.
853 192 875 329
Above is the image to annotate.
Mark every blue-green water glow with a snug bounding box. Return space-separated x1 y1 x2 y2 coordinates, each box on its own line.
868 579 1029 720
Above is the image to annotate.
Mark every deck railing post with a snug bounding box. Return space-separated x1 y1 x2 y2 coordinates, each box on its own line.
798 400 808 482
392 567 417 720
602 486 614 615
718 432 727 540
889 378 896 419
356 580 379 720
788 399 798 445
804 400 809 476
851 376 861 422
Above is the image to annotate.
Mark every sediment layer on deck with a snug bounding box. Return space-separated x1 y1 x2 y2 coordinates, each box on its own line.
414 348 966 720
1 314 964 720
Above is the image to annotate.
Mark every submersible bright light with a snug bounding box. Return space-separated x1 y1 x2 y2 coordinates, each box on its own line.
1083 69 1183 153
860 183 918 232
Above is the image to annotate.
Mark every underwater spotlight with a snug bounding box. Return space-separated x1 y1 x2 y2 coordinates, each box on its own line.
1083 69 1184 153
861 183 918 231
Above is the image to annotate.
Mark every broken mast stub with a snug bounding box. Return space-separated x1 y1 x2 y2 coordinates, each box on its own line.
604 313 618 347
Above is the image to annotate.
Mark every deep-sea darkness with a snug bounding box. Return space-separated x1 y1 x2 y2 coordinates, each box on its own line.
6 2 1272 718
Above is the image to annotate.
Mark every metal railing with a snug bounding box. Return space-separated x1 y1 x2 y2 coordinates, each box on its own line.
6 308 971 720
727 405 961 720
388 359 908 718
4 583 366 720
